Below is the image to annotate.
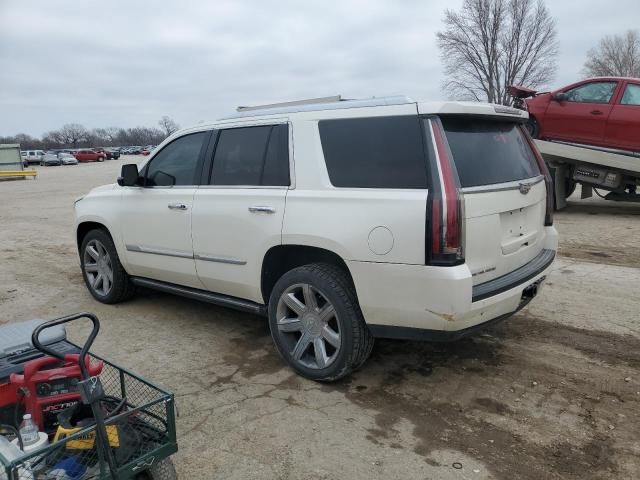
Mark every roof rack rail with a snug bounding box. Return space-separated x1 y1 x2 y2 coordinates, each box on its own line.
237 95 344 112
222 95 415 120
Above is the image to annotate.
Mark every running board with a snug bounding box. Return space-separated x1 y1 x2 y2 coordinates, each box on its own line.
130 277 267 316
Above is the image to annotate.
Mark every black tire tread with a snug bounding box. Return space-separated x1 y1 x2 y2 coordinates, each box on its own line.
135 457 177 480
270 262 373 382
81 228 135 304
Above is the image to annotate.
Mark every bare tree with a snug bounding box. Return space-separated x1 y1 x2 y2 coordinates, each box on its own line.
104 127 120 144
47 123 88 147
437 0 558 105
583 30 640 78
158 116 180 137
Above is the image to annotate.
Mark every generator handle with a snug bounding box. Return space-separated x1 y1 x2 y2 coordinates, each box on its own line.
32 312 100 380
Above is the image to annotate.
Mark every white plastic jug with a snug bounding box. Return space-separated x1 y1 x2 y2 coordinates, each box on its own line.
0 435 34 480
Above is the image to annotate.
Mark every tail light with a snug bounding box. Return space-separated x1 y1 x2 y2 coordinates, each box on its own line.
426 119 464 266
521 127 554 226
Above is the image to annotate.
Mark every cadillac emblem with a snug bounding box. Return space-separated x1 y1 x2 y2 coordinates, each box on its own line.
519 182 532 194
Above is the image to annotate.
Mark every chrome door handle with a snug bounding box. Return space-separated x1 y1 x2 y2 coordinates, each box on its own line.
168 203 188 210
248 206 275 214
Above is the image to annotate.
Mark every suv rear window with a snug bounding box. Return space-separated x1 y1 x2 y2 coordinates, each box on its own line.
319 116 428 189
439 117 539 188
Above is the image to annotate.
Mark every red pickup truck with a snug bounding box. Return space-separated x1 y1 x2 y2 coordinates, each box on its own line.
512 77 640 153
74 150 107 162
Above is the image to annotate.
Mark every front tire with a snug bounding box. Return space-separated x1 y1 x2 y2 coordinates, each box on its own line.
268 263 373 382
80 229 135 304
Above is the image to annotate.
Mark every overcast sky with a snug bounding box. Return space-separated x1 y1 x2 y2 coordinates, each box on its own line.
1 0 638 136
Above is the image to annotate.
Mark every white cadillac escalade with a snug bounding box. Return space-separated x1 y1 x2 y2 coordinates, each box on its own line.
74 96 558 381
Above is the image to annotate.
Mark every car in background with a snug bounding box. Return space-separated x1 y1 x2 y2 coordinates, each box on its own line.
141 148 151 156
22 150 45 164
58 152 78 165
514 77 640 153
74 150 106 162
107 148 120 159
94 148 121 160
40 152 62 166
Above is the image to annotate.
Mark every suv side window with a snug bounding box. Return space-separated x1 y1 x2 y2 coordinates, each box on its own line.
210 124 289 186
145 132 207 187
319 116 428 189
565 81 617 103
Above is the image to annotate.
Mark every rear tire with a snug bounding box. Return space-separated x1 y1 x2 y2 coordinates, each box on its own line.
268 263 373 382
80 228 135 304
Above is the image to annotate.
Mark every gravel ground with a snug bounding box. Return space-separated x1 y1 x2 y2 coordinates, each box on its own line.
1 159 639 479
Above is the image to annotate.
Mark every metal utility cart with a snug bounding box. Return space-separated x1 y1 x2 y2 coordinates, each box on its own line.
0 313 177 479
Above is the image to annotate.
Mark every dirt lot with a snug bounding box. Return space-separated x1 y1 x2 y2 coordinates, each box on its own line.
1 159 639 479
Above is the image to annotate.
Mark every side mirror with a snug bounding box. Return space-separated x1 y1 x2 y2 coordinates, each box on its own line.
117 163 141 187
552 92 568 102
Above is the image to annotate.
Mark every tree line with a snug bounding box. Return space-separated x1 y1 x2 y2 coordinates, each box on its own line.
0 116 180 150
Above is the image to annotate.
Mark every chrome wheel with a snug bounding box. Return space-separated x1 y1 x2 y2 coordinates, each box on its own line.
275 283 341 369
83 239 113 296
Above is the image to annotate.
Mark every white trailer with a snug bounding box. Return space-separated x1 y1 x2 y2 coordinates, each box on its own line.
535 140 640 209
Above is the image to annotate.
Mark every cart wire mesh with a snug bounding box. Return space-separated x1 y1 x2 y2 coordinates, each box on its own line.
1 351 177 480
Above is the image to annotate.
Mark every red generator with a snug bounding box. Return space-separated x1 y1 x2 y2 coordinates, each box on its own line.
0 319 101 434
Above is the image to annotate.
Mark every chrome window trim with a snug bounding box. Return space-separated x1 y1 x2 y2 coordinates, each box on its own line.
460 175 544 194
197 185 288 190
141 185 197 189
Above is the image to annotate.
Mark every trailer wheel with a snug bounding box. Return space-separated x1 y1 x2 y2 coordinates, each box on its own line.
526 117 539 138
565 178 577 199
135 457 177 480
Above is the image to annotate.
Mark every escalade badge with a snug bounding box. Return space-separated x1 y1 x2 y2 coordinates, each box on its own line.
519 182 532 194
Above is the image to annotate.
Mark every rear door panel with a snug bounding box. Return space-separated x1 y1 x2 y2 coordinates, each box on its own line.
192 188 286 303
604 81 640 152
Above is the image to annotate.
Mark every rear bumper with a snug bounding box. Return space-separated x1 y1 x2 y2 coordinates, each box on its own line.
368 275 544 341
472 248 555 302
349 226 557 340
